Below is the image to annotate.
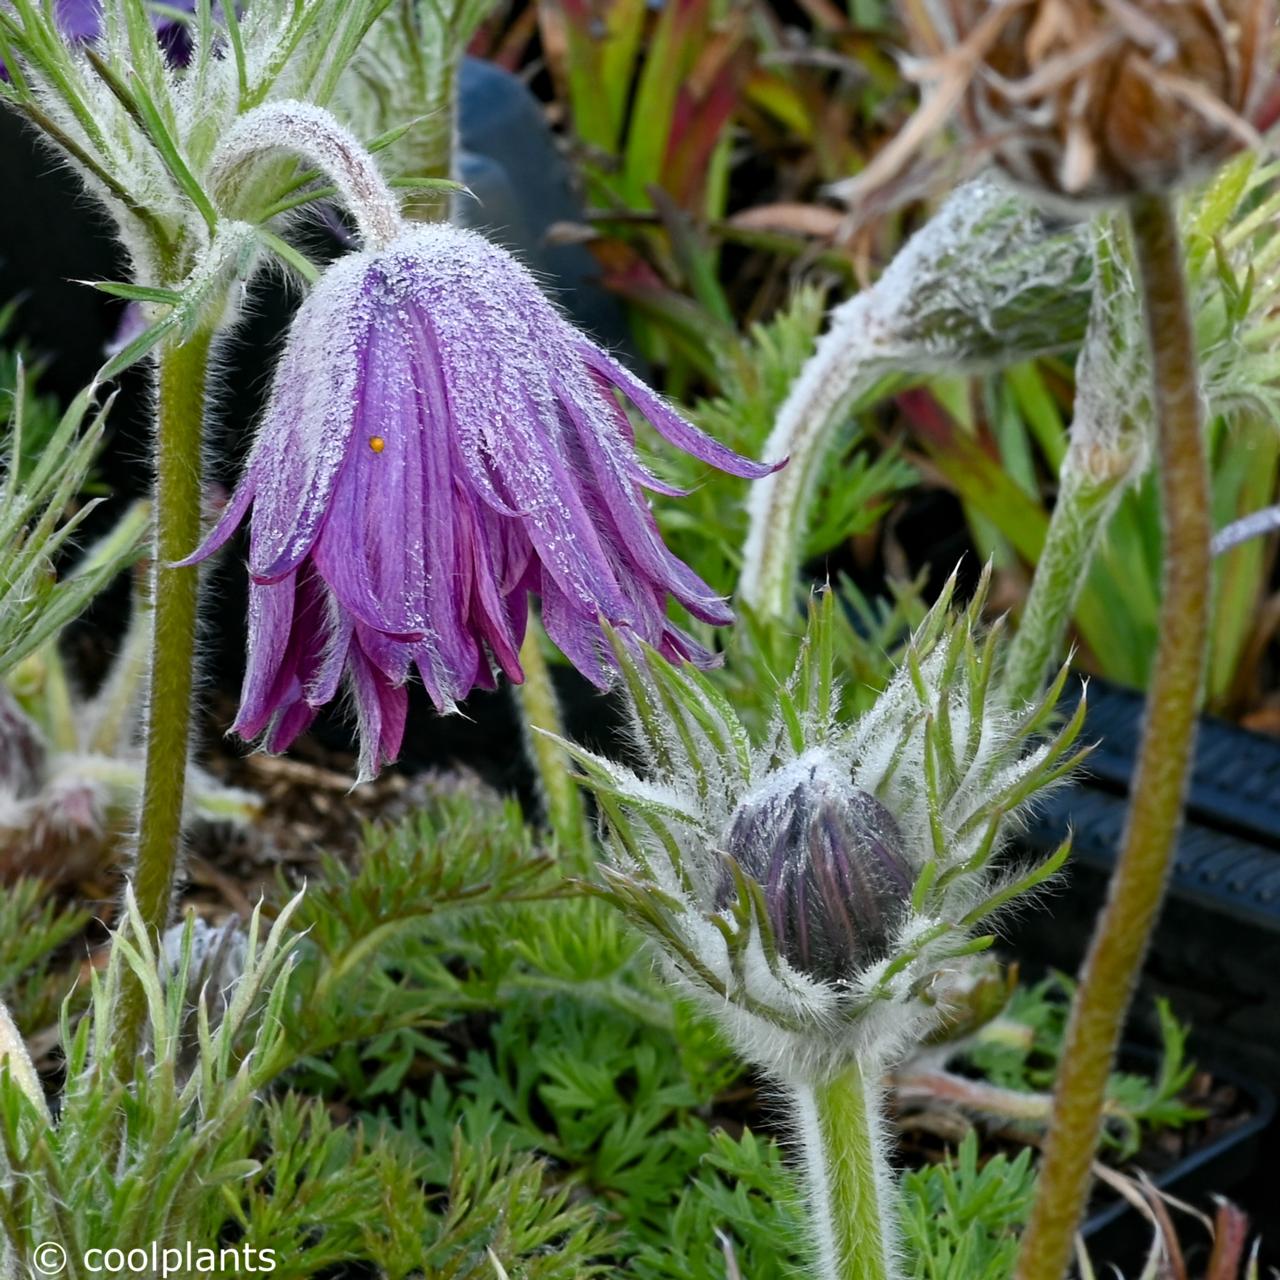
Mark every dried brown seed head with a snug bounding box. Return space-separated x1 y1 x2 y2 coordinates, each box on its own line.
847 0 1276 208
953 0 1274 201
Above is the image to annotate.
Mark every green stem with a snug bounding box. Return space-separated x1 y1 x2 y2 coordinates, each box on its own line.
1001 452 1128 705
117 331 212 1055
1015 194 1211 1280
514 606 592 865
794 1061 898 1280
736 294 889 619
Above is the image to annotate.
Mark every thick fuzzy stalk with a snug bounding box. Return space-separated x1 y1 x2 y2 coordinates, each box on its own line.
794 1061 898 1280
516 609 591 866
1015 194 1211 1279
212 102 404 250
126 331 213 997
738 300 877 619
737 178 1092 619
1001 452 1128 705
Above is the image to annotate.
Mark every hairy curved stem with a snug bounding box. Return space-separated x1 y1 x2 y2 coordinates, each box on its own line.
1002 452 1128 705
117 329 213 1061
794 1061 899 1280
1015 193 1211 1280
738 295 880 619
212 102 404 249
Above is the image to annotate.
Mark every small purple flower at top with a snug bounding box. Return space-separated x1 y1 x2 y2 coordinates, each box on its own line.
2 1 198 79
180 224 778 778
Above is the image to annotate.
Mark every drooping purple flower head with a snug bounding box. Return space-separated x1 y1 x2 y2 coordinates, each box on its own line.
182 223 777 778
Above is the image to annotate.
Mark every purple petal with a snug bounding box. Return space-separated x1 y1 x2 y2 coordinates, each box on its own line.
581 373 692 497
246 256 378 580
233 575 297 742
655 624 722 669
455 486 524 683
307 602 355 708
537 576 611 688
350 640 408 776
308 455 426 640
174 471 256 567
416 306 522 519
55 0 103 41
554 377 733 627
234 567 329 743
404 305 481 697
577 341 783 479
266 699 318 754
482 390 637 623
352 622 415 689
301 307 430 641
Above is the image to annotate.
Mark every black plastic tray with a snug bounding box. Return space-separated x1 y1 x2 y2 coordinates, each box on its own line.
1081 1054 1276 1259
1025 785 1280 931
1025 679 1280 931
1057 679 1280 848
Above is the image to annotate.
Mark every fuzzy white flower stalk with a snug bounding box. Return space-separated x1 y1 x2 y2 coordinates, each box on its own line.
553 577 1086 1280
738 177 1092 619
741 150 1280 631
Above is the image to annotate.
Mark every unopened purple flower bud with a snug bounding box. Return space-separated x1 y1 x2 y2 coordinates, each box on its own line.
721 759 913 985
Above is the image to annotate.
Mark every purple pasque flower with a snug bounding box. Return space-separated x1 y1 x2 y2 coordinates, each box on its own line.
50 0 198 54
2 1 198 80
181 223 777 778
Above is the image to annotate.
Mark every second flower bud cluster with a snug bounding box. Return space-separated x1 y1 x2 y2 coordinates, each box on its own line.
560 579 1086 1084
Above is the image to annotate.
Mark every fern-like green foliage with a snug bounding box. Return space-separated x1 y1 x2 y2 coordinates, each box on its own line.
273 784 581 1074
0 314 148 677
628 1129 808 1280
899 1133 1037 1280
238 1101 605 1280
962 967 1203 1162
0 877 91 1031
959 974 1205 1158
0 779 1213 1280
0 883 613 1279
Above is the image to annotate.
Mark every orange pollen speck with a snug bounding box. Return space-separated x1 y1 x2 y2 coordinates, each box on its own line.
368 436 385 454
